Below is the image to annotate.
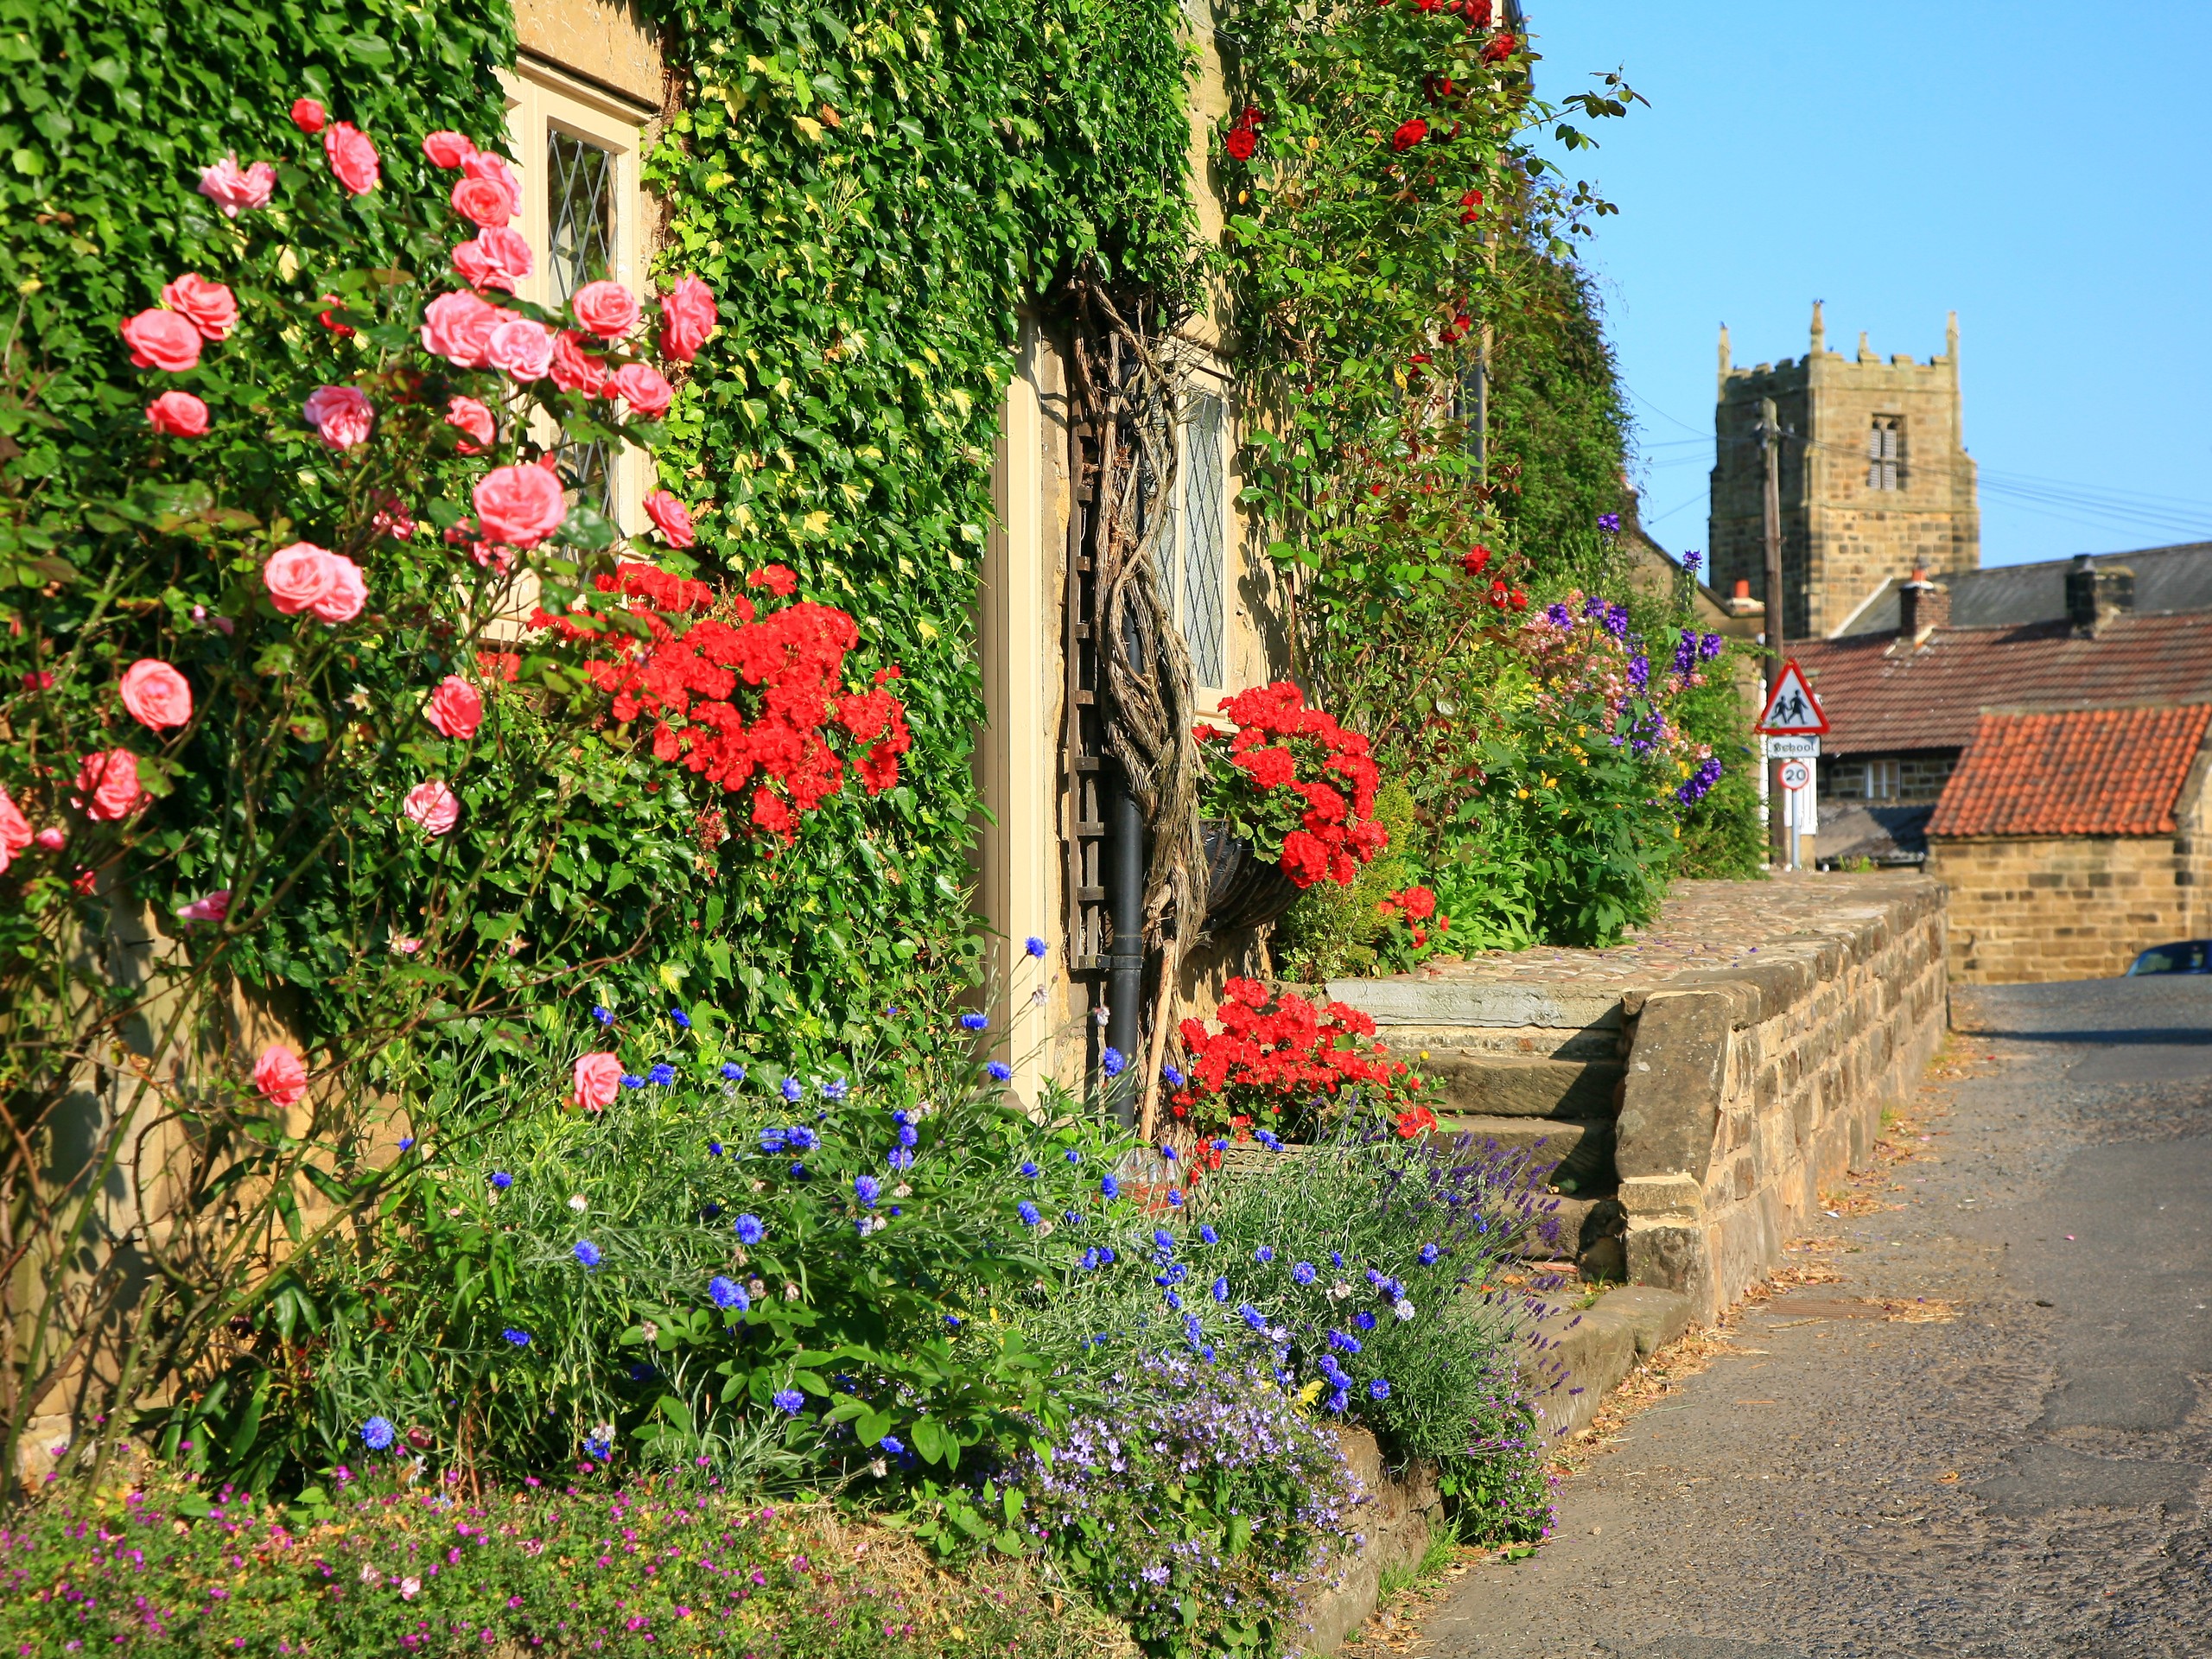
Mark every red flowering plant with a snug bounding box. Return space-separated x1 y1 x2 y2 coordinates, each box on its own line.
1371 882 1452 974
1165 976 1435 1154
1196 681 1389 888
531 562 911 846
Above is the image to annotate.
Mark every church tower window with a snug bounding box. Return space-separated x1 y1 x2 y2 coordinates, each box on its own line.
1866 416 1905 492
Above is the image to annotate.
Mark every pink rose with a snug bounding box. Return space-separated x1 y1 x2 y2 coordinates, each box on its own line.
450 175 512 229
75 749 147 823
451 227 532 292
459 150 521 216
486 317 555 384
177 889 231 924
160 273 238 341
643 490 696 548
550 332 610 397
303 385 375 448
146 391 210 437
264 542 336 616
425 676 484 740
121 310 202 373
197 155 275 217
290 99 327 135
119 660 193 731
371 493 415 541
252 1043 309 1108
570 280 639 340
474 464 567 549
571 1052 622 1111
324 122 380 195
658 276 717 362
419 289 505 368
613 363 673 419
0 786 30 874
34 827 65 852
423 130 476 169
404 779 461 836
314 554 367 624
445 396 495 454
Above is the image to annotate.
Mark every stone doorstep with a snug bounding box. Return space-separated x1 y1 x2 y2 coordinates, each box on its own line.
1391 1051 1625 1119
1433 1114 1615 1191
1327 976 1630 1031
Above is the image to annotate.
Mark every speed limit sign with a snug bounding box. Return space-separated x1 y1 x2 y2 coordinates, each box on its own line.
1779 759 1812 792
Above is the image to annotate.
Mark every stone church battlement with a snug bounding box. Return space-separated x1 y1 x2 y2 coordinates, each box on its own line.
1709 303 1980 641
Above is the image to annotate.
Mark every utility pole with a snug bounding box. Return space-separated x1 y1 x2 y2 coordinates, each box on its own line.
1758 397 1787 865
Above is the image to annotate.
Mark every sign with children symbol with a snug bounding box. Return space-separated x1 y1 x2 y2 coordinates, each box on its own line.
1756 660 1829 735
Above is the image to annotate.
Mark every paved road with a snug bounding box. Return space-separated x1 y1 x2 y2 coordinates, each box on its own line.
1420 976 2212 1659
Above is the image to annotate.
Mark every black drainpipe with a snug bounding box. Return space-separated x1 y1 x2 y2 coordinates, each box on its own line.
1103 760 1146 1131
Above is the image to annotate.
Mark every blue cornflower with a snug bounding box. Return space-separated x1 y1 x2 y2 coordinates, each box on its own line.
1065 1147 1082 1165
503 1328 531 1347
670 1008 691 1030
721 1062 745 1082
1164 1289 1184 1311
786 1125 818 1152
1101 1046 1126 1077
490 1171 512 1190
1327 1388 1350 1414
1238 1302 1265 1331
734 1213 765 1244
1100 1174 1120 1201
360 1415 396 1451
1079 1249 1102 1271
583 1432 613 1462
1025 936 1047 958
1211 1138 1228 1152
620 1073 645 1090
1419 1243 1441 1266
879 1435 906 1457
1329 1330 1362 1355
1162 1064 1185 1087
397 1136 415 1153
1211 1276 1230 1303
1255 1246 1274 1264
986 1061 1012 1082
959 1012 989 1032
574 1240 601 1268
821 1078 849 1101
1020 1161 1040 1179
1153 1229 1176 1253
1159 1145 1177 1161
1063 1210 1081 1225
1330 1250 1344 1268
854 1174 880 1207
708 1141 723 1157
772 1388 806 1415
887 1147 914 1171
1017 1201 1041 1227
945 1313 963 1329
1370 1377 1392 1401
1292 1261 1316 1286
1255 1129 1282 1151
1154 1263 1186 1286
648 1063 676 1086
1365 1268 1385 1287
1166 1189 1183 1206
760 1128 788 1154
593 1006 613 1026
709 1276 748 1312
780 1077 804 1103
1355 1310 1377 1332
1199 1225 1219 1246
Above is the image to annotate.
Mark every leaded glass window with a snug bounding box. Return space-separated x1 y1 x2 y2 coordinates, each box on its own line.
1179 393 1227 686
549 130 616 511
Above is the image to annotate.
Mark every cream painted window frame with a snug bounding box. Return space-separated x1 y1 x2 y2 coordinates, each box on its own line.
1173 366 1236 702
500 57 655 535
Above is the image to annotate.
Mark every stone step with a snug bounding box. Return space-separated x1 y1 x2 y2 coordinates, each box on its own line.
1516 1284 1696 1440
1430 1113 1615 1192
1401 1050 1624 1119
1516 1191 1627 1269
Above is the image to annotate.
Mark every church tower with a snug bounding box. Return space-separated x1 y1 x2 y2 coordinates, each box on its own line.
1708 304 1979 640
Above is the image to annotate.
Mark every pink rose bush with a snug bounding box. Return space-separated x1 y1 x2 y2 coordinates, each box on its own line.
252 1043 309 1107
403 780 461 835
263 543 367 623
197 155 275 217
146 391 209 437
121 310 202 372
424 676 484 740
303 385 375 448
119 661 193 730
161 273 238 340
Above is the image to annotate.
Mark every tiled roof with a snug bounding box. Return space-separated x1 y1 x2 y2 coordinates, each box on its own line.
1790 611 2212 755
1835 542 2212 637
1926 704 2212 838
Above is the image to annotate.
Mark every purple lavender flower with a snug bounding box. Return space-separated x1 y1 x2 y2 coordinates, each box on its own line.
1682 550 1703 575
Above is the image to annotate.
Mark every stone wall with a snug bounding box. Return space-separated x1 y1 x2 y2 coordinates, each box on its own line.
1929 826 2210 984
1615 878 1948 1322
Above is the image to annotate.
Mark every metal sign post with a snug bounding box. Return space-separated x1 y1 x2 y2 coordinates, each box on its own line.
1779 758 1812 871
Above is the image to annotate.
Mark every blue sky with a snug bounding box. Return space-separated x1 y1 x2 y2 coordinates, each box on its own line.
1525 3 2212 569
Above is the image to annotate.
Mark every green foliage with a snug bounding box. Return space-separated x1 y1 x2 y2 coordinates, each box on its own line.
3 1473 1103 1656
1275 779 1425 982
631 0 1199 1047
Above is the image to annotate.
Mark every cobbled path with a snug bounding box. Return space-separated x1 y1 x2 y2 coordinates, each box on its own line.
1415 975 2212 1659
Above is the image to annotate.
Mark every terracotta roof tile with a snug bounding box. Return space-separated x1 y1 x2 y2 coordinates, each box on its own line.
1926 704 2212 838
1790 612 2212 755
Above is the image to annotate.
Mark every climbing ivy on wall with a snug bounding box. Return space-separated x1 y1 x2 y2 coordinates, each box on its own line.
631 0 1197 1048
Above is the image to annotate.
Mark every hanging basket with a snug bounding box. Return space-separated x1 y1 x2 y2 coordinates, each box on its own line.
1198 819 1302 939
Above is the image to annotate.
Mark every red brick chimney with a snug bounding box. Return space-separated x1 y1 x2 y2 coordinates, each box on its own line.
1897 566 1948 644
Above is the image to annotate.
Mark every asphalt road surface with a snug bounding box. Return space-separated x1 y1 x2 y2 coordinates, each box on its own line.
1419 975 2212 1659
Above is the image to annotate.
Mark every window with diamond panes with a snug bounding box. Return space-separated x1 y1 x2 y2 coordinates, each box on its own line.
1179 393 1227 686
549 129 616 512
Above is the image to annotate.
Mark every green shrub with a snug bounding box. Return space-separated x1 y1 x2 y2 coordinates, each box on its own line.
0 1471 1114 1657
1274 780 1425 982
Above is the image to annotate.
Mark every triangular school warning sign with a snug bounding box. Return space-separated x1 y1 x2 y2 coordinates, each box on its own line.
1755 659 1829 735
